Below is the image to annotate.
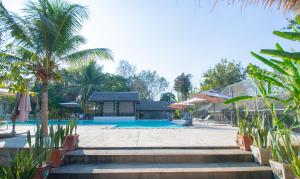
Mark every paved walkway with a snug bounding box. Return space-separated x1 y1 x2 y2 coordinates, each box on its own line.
0 123 238 148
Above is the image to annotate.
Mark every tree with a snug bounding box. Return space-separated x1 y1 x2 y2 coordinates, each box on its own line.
67 60 104 114
174 73 192 101
116 60 136 79
0 0 113 134
130 78 150 100
100 74 130 92
160 92 176 101
132 70 169 100
200 59 245 91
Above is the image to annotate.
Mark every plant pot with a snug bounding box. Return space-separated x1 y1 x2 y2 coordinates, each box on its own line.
64 134 79 151
269 159 295 179
50 148 64 168
237 134 252 151
34 164 51 179
250 145 271 165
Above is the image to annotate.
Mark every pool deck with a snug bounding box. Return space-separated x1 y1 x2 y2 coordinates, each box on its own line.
0 122 239 148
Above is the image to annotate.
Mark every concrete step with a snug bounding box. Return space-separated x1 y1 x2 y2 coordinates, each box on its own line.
64 149 254 164
49 162 273 179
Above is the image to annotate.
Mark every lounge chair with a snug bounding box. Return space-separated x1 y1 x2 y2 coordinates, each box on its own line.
0 120 8 130
198 115 212 125
0 114 9 131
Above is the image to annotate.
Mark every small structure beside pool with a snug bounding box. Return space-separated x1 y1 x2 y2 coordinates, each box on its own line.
88 91 175 120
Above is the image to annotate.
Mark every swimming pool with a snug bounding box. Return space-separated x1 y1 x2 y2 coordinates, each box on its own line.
8 119 185 128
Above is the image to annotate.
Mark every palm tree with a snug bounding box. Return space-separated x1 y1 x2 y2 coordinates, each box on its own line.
68 60 103 115
0 0 113 134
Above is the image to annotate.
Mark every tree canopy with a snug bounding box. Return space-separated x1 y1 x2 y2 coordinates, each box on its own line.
0 0 113 133
174 73 192 101
160 92 176 102
200 59 246 91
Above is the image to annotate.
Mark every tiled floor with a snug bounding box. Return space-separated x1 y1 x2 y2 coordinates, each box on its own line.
0 123 239 148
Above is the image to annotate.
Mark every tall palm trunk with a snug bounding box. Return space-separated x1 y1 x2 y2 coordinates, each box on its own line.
41 80 49 134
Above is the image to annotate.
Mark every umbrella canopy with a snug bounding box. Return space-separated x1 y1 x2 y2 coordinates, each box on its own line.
169 102 194 110
193 90 231 103
185 98 207 104
17 93 31 122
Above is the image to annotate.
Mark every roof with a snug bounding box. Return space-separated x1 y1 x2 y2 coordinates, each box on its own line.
136 101 175 111
59 102 80 108
89 92 139 102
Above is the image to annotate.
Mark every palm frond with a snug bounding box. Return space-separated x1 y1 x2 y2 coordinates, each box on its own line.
0 51 23 62
221 0 300 12
63 48 113 63
0 2 32 47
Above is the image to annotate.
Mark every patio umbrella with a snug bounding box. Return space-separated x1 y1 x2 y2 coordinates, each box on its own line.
10 92 31 134
59 101 80 108
17 93 31 122
193 90 231 114
169 102 194 110
185 98 207 104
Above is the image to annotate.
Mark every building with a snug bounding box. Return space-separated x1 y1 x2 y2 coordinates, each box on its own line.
136 101 174 119
88 92 175 120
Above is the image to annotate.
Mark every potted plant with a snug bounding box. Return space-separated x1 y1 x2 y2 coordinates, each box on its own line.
0 149 38 179
63 118 79 151
236 109 253 151
49 124 65 168
268 118 297 179
27 125 52 179
250 113 271 165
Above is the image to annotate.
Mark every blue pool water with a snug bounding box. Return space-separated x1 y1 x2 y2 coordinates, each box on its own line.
8 120 185 128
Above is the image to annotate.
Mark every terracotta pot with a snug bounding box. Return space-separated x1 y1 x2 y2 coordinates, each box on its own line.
237 134 252 151
34 164 51 179
64 134 79 151
250 145 271 166
269 159 295 179
50 148 64 168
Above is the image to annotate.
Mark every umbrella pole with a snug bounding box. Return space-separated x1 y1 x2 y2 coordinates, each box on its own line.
11 93 21 135
213 103 216 123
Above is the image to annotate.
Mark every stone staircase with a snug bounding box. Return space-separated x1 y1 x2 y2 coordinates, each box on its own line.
49 147 273 179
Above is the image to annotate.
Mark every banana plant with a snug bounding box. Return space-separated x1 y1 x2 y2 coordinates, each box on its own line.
226 15 300 177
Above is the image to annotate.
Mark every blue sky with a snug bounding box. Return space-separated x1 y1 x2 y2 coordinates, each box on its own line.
2 0 299 87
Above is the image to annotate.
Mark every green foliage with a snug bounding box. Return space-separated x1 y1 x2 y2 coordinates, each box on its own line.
0 51 32 93
174 73 192 101
49 124 65 148
226 15 300 177
174 110 182 119
26 124 52 167
236 109 252 136
160 92 176 101
65 118 78 136
0 0 113 132
251 113 269 148
200 59 246 91
0 150 37 179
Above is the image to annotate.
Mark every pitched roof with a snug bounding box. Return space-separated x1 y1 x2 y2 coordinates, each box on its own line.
136 101 175 111
89 92 139 102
